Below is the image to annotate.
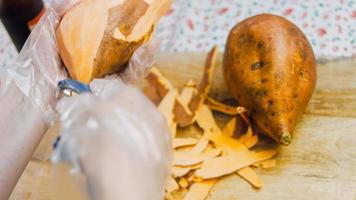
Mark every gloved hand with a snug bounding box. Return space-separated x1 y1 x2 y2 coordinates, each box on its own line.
0 0 159 123
0 0 160 198
52 79 172 200
0 0 80 122
0 1 80 198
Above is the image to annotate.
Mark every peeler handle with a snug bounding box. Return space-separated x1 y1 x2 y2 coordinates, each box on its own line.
58 79 91 96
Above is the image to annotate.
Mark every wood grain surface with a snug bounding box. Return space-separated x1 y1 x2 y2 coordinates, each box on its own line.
10 53 356 200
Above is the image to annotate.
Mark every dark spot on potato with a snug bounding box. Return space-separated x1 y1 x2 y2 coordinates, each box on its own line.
252 108 257 113
271 112 276 116
267 100 274 110
261 78 268 83
264 122 268 127
257 41 264 49
299 71 304 77
293 94 298 98
301 50 308 60
288 118 292 123
240 33 254 44
251 61 265 70
256 89 267 97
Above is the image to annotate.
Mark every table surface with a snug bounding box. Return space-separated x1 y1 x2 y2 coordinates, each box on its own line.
9 52 356 200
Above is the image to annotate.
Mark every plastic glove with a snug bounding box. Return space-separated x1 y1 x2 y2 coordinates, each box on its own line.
52 79 172 200
0 1 80 198
0 0 160 198
0 0 81 123
0 0 159 124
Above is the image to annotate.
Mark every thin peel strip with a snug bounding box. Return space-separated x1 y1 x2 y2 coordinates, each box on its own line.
222 117 237 137
173 149 221 167
195 149 278 179
190 138 209 154
205 96 239 115
158 89 177 137
166 176 179 193
147 67 193 124
237 167 262 188
183 180 216 200
173 138 199 149
179 46 219 127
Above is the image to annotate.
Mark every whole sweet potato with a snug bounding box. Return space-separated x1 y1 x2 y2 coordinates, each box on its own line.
223 14 316 145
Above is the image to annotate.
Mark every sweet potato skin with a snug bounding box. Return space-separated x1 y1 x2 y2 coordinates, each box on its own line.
92 0 153 78
223 14 316 145
57 0 171 83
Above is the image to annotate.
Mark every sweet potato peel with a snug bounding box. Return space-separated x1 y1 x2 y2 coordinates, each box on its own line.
166 176 179 193
178 178 189 188
189 46 218 112
143 85 161 105
147 67 193 125
222 117 237 137
146 67 174 98
190 138 209 154
173 138 198 149
243 134 259 149
158 89 178 137
237 167 262 188
195 105 221 134
173 149 221 166
238 127 259 148
179 46 219 127
205 96 239 115
180 80 197 104
172 166 191 178
144 48 278 200
183 180 216 200
195 149 277 179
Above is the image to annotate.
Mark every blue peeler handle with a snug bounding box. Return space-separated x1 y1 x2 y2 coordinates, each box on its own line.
58 79 91 95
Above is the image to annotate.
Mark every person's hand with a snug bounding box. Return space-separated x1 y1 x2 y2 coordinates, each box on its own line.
52 79 172 200
0 1 160 198
0 0 80 123
0 2 81 198
1 0 160 124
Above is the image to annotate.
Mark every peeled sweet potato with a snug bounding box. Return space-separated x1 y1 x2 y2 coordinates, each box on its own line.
57 0 172 83
223 14 316 145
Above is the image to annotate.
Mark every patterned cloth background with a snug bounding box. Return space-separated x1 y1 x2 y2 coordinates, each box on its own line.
156 0 356 58
0 0 355 68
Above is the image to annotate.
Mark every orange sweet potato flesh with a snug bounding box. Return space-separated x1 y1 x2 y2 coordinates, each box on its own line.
57 0 172 83
223 14 316 145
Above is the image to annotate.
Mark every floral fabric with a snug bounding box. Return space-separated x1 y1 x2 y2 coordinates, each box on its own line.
0 0 355 67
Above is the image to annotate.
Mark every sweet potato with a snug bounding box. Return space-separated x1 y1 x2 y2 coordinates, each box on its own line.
223 14 317 145
57 0 172 83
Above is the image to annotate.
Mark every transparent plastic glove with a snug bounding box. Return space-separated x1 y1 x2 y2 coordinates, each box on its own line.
52 79 172 200
120 39 161 84
0 0 161 198
0 1 80 198
0 0 159 124
0 0 80 123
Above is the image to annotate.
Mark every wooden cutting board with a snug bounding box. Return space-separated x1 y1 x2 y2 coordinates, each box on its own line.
10 53 356 200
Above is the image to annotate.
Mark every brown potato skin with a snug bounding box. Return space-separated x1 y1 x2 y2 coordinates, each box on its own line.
92 0 152 78
57 0 171 83
223 14 316 145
